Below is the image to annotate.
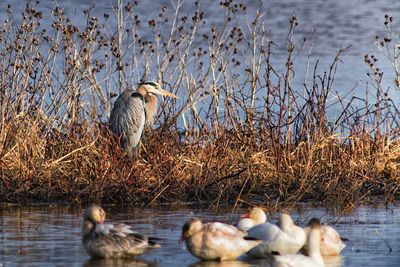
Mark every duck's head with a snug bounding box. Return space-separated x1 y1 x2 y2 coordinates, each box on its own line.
179 217 203 244
307 217 321 230
83 204 106 224
277 212 295 229
240 207 267 224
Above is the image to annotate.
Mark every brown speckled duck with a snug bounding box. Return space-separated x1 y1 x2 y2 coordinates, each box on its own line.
82 204 160 259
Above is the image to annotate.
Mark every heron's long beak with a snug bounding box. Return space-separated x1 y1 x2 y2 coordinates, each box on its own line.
155 89 179 98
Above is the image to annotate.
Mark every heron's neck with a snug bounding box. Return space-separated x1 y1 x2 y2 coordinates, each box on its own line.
145 94 158 125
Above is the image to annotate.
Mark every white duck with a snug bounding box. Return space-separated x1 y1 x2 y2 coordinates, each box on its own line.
179 217 263 261
237 207 267 231
82 204 160 258
273 218 324 267
302 223 346 256
246 212 306 258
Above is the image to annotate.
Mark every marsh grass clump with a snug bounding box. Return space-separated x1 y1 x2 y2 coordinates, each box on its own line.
0 1 400 211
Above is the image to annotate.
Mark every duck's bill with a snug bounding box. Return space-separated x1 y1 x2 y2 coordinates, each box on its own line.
240 213 250 219
156 89 178 98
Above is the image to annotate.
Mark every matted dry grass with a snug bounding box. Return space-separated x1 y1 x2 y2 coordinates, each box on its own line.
2 112 400 213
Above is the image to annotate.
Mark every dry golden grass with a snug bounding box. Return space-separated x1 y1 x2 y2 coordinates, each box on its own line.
1 111 400 212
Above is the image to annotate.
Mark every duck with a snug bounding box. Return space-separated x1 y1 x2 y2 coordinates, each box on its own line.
179 217 263 261
302 223 346 256
246 212 306 258
237 207 267 231
82 204 161 259
273 218 324 267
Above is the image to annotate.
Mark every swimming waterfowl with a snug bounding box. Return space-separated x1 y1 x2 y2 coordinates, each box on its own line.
273 218 324 267
179 217 263 261
237 207 267 231
246 212 306 258
302 223 346 256
82 204 160 259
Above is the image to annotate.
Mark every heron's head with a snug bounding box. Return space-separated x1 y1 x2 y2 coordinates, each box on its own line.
140 81 160 89
138 81 178 99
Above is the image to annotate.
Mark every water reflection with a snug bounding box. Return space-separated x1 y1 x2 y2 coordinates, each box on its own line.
245 255 344 267
190 260 253 267
83 258 159 267
82 253 345 267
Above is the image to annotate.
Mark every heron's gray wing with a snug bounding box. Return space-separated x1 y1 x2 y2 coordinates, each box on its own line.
109 91 145 156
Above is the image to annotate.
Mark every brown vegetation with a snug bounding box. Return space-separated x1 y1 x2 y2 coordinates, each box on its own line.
0 1 400 212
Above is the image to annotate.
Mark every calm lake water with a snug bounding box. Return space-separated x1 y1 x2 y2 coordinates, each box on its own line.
0 204 399 266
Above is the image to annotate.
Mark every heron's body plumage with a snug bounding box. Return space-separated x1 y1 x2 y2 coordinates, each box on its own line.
109 91 145 156
109 82 177 157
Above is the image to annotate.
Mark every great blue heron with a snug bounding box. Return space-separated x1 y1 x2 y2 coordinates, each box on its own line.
109 81 177 157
